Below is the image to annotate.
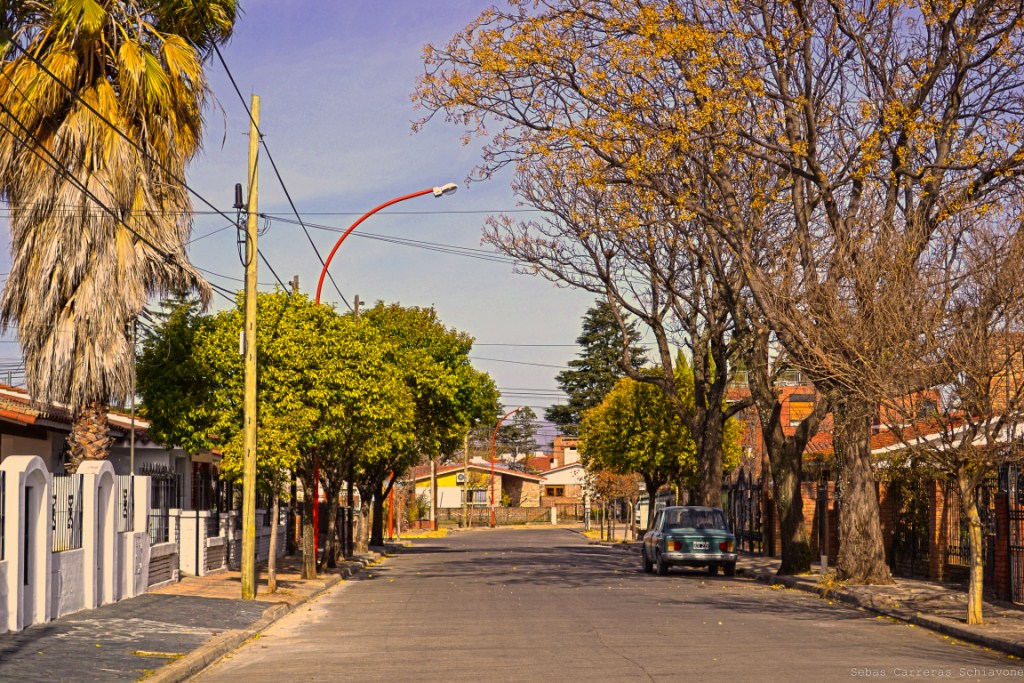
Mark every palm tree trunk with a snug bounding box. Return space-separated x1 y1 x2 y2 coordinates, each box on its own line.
67 401 112 473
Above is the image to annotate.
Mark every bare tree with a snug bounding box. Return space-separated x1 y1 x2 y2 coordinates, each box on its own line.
487 163 749 507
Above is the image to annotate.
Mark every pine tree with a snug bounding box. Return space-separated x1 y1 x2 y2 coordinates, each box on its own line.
546 300 647 435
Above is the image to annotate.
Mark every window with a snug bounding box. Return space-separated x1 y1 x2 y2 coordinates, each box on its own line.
545 486 565 497
461 490 488 507
788 394 816 425
664 508 728 531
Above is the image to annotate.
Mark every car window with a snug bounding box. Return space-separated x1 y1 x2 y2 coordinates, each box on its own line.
664 508 728 531
651 511 664 531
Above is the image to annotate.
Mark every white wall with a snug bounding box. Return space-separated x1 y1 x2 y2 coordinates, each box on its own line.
544 465 587 487
0 457 154 633
50 549 85 619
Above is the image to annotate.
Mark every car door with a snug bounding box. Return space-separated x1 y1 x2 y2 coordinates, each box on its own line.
645 510 664 559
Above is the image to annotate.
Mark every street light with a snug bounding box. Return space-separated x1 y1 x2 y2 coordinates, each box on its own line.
489 407 523 527
309 183 458 561
315 183 458 304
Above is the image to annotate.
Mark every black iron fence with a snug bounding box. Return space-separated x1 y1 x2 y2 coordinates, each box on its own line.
723 470 763 553
116 475 134 532
888 476 930 579
147 468 182 545
1007 464 1023 604
944 477 997 587
51 474 84 552
0 470 5 560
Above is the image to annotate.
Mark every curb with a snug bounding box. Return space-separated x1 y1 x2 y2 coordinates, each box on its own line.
146 553 388 683
737 566 1024 659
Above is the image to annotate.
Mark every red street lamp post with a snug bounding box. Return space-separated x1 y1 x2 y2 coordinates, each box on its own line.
314 183 458 304
489 407 523 527
309 182 458 560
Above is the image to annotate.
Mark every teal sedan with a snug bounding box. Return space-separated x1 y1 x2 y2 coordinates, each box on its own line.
641 506 737 576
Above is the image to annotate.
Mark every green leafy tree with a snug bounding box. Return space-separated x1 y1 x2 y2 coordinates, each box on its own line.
547 300 647 435
0 0 236 470
581 364 741 526
138 292 415 579
363 302 499 545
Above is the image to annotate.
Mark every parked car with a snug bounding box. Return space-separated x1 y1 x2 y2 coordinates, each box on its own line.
641 506 737 576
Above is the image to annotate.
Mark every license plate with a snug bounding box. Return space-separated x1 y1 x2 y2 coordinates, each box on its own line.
692 541 709 550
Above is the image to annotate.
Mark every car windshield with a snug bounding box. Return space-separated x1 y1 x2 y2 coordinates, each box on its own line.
664 509 728 531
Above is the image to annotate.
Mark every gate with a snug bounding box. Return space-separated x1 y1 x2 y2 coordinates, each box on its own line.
944 476 998 587
725 470 763 553
888 477 930 579
1009 464 1023 604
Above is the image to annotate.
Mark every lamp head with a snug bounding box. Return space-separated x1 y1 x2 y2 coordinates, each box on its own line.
433 182 459 197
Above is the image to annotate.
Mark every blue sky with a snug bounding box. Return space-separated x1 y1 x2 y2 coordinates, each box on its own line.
189 0 600 443
3 1 599 445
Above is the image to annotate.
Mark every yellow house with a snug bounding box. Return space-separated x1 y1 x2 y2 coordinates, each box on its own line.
412 463 544 509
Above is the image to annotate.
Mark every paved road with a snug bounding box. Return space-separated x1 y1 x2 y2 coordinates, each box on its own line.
193 528 1024 682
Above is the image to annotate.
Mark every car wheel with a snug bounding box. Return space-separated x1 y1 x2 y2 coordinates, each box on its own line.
642 548 653 574
724 562 736 577
706 563 718 575
656 551 669 576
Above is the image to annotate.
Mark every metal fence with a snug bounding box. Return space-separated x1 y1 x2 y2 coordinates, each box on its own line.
723 469 764 553
116 475 134 532
0 470 5 561
51 474 84 552
148 469 182 545
1006 464 1024 604
887 477 930 579
944 477 997 587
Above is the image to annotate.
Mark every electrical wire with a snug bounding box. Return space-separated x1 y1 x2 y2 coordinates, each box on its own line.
212 44 351 311
0 30 293 293
471 356 568 369
267 215 518 265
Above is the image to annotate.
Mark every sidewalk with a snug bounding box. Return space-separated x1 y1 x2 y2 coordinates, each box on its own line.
0 549 396 683
736 553 1024 659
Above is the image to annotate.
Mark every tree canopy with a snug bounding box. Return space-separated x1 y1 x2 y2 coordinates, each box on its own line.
547 299 647 435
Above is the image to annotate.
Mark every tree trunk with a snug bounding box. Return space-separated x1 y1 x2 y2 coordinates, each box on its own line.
67 401 112 473
958 471 985 625
371 481 386 546
355 495 371 554
268 489 279 593
772 441 813 575
321 486 340 569
696 408 725 507
832 394 892 584
300 476 316 579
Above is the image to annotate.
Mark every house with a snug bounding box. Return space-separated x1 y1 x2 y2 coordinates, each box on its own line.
552 435 580 467
540 462 588 506
0 384 218 509
411 462 545 509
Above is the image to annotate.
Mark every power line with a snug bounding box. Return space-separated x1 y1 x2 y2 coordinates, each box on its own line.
212 45 351 311
0 30 293 293
471 356 568 369
267 215 517 265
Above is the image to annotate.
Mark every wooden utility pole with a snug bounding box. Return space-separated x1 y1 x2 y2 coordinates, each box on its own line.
240 94 260 600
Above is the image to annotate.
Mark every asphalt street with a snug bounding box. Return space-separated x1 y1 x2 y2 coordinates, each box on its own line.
188 528 1024 683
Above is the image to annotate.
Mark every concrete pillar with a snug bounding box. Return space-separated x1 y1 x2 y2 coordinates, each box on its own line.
0 456 53 632
79 461 117 609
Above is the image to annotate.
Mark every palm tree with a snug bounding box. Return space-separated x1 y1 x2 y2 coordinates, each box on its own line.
0 1 236 470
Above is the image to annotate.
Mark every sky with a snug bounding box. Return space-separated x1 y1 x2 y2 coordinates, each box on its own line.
0 1 599 448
